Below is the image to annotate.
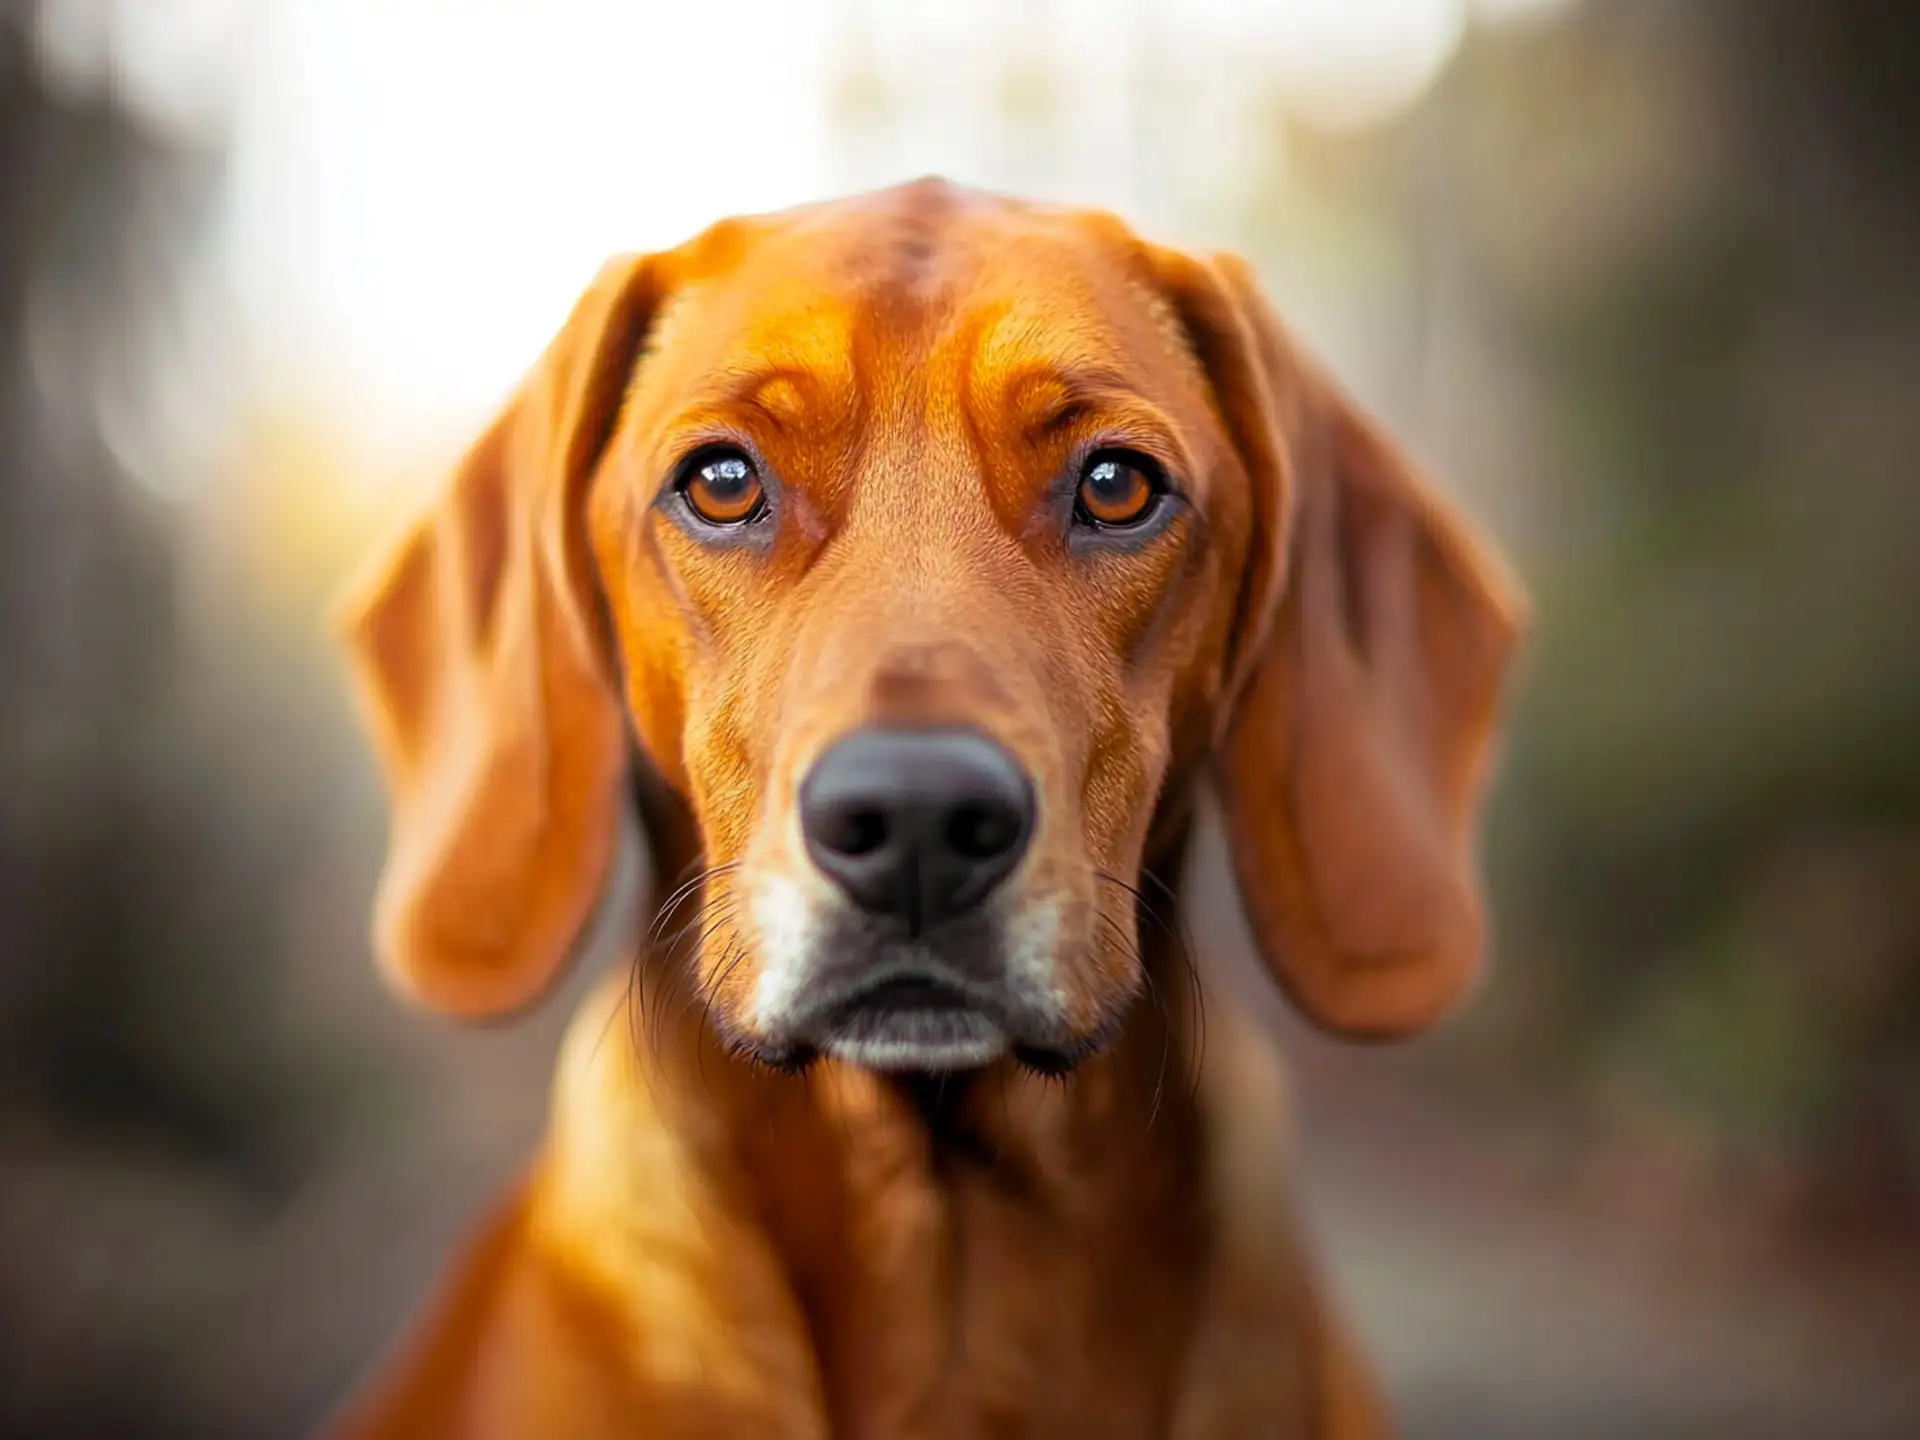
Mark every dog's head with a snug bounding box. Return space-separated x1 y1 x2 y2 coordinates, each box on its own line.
338 180 1524 1074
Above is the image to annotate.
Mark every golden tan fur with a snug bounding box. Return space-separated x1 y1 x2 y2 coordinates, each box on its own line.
328 179 1525 1438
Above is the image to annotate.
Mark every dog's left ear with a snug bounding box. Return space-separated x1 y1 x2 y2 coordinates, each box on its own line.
334 256 663 1020
1161 248 1527 1038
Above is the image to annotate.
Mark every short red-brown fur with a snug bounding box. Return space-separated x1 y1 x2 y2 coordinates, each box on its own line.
329 178 1525 1438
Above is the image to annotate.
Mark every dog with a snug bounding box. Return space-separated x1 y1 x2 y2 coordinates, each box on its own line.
328 178 1524 1438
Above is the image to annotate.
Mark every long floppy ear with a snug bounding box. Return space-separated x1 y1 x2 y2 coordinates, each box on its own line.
1170 250 1527 1038
334 256 662 1019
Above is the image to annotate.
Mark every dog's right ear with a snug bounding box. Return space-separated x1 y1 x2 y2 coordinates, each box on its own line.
334 256 663 1020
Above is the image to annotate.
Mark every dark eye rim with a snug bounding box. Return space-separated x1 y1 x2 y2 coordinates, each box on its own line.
1067 445 1184 549
660 440 778 541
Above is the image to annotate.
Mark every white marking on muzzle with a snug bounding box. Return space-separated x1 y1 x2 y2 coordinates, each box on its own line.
749 871 828 1032
1001 894 1065 1013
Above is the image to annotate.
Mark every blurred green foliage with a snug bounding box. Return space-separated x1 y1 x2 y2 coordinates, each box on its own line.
1371 2 1918 1215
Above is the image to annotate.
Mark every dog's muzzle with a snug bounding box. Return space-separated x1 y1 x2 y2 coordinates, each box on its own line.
757 725 1051 1073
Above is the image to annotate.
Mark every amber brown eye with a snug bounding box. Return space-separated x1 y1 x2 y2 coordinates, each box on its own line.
680 450 766 525
1074 451 1162 528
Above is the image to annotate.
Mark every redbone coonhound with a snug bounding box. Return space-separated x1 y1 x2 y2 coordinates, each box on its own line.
330 179 1524 1439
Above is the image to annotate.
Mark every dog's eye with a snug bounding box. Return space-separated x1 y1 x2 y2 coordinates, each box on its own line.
679 450 766 525
1073 451 1164 529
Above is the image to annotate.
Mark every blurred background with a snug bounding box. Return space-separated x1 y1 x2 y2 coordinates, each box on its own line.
1 0 1916 1435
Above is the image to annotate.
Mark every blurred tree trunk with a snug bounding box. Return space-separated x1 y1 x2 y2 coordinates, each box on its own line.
0 0 234 1157
0 6 311 1434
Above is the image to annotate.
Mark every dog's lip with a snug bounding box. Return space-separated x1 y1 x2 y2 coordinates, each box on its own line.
818 1007 1010 1075
755 960 1107 1077
793 962 1007 1032
786 963 1015 1074
831 973 975 1017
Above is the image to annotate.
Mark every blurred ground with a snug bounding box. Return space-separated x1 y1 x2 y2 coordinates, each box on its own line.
9 896 1919 1438
1 0 1917 1435
1299 1052 1920 1440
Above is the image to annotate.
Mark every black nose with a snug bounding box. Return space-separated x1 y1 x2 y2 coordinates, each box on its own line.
799 727 1034 931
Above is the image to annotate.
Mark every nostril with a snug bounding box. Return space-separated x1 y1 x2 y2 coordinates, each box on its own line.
947 802 1020 860
821 806 889 858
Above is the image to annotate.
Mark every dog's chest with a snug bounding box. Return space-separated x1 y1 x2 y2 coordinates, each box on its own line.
536 976 1333 1438
793 1141 1209 1440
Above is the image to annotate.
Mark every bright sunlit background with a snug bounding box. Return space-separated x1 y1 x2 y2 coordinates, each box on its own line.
3 1 1917 1437
54 0 1565 466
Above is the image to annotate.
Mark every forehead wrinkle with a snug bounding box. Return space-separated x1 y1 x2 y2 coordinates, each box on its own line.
915 299 1014 527
1001 360 1134 413
679 364 841 436
969 291 1164 400
1001 364 1190 456
963 300 1206 492
717 297 857 389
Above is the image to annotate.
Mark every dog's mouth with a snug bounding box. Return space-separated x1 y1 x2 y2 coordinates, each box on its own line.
844 976 973 1013
814 969 1011 1074
738 960 1095 1077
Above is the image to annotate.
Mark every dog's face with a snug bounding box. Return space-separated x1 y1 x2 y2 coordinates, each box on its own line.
338 181 1525 1072
591 195 1248 1071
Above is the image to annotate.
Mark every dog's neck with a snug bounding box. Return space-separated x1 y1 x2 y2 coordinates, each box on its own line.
536 920 1214 1436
